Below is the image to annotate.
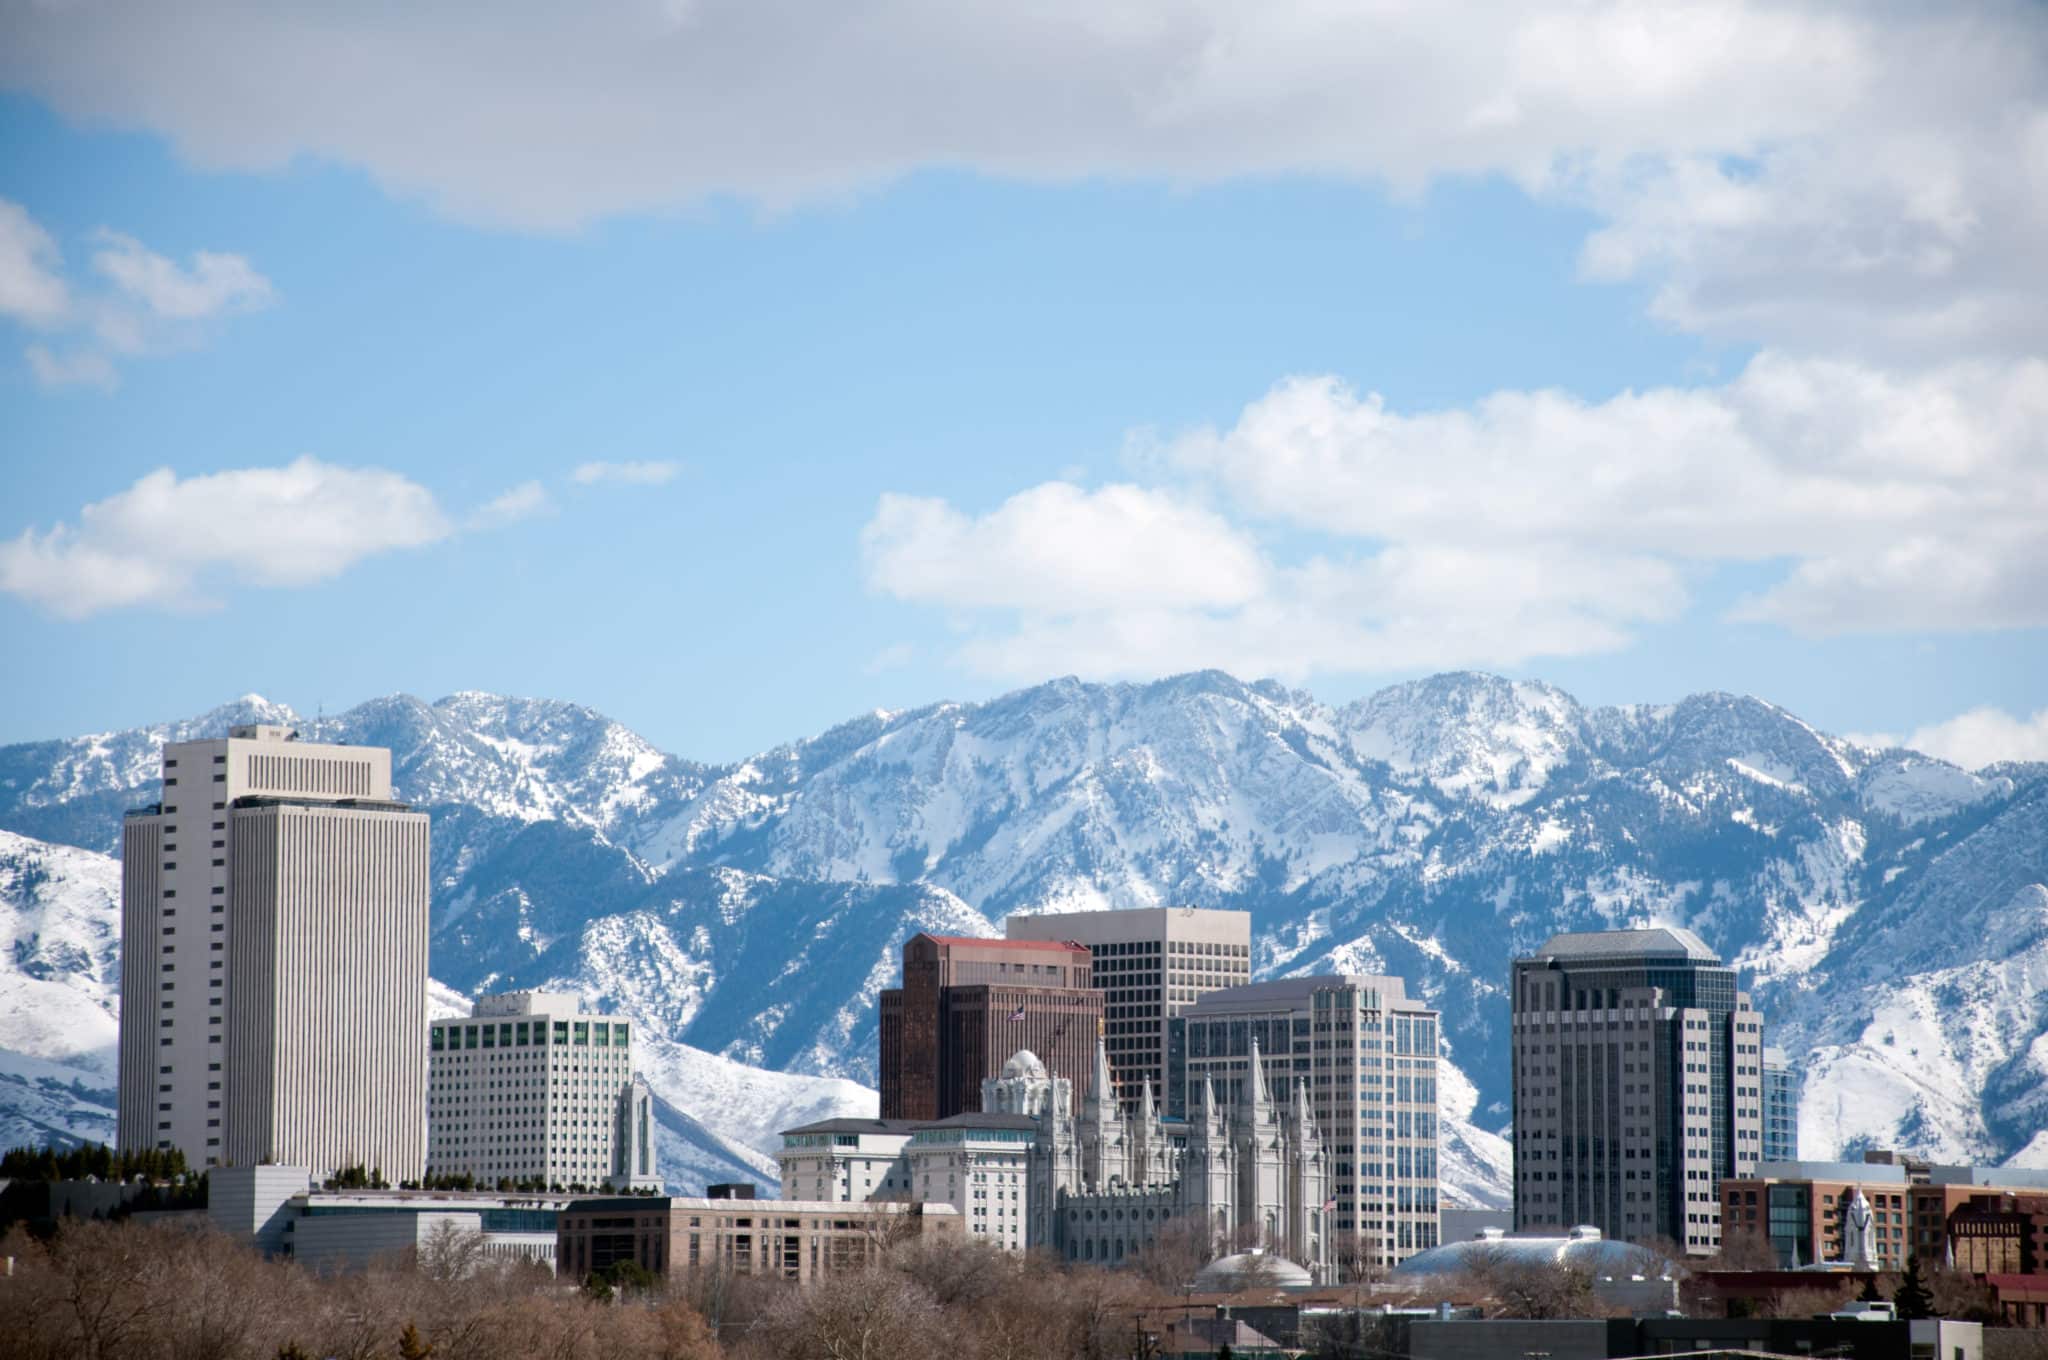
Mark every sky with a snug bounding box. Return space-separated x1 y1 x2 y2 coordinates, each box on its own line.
1 1 2044 767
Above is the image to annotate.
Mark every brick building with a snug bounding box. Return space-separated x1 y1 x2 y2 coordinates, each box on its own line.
878 934 1102 1120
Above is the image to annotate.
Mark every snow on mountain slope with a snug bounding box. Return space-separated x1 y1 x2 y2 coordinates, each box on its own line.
0 830 120 1077
5 674 2047 1207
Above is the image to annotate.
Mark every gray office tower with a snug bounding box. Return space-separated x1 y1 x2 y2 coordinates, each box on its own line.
1510 928 1765 1255
118 725 430 1181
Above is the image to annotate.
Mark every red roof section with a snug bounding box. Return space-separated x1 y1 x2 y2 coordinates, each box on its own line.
921 934 1090 953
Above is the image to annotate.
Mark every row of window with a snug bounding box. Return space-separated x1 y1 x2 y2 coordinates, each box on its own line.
431 1020 629 1050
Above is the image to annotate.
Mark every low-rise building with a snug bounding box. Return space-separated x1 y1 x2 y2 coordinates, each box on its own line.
555 1194 961 1282
775 1117 916 1202
1717 1152 2048 1269
1399 1316 1981 1360
207 1163 572 1272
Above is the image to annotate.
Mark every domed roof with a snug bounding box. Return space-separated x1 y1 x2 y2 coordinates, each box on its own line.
1001 1049 1046 1080
1192 1249 1314 1290
1391 1226 1665 1279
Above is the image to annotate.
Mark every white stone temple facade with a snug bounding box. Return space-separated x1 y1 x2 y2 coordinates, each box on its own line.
983 1039 1331 1279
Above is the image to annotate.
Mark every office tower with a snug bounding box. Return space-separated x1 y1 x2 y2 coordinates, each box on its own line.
1004 907 1250 1115
118 724 429 1179
1180 975 1441 1268
878 934 1103 1121
1762 1047 1798 1164
428 991 657 1190
1510 927 1765 1255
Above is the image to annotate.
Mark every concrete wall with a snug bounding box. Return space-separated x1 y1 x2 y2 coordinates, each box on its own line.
208 1163 313 1255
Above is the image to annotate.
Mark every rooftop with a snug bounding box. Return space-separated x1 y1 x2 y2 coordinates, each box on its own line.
920 934 1090 953
916 1112 1038 1131
781 1117 918 1137
1180 974 1426 1014
1526 926 1721 963
1393 1226 1670 1280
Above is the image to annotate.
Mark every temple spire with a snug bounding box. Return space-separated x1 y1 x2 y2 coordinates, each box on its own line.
1248 1035 1271 1122
1085 1034 1117 1123
1140 1076 1156 1125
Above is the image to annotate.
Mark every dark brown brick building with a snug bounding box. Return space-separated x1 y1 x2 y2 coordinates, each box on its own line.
879 934 1102 1120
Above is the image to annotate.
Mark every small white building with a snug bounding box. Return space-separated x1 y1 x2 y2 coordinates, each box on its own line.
428 990 657 1191
775 1118 916 1202
906 1113 1036 1250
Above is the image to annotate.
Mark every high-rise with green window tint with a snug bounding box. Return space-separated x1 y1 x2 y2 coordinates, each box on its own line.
428 990 656 1190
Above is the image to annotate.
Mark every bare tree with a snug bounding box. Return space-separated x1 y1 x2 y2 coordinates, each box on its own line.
1707 1225 1779 1272
751 1266 944 1360
1334 1230 1388 1285
1925 1262 2002 1323
1130 1214 1217 1288
1758 1283 1855 1319
417 1217 493 1283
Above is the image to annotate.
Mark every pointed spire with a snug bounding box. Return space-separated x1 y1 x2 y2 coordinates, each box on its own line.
1248 1036 1271 1122
1294 1077 1315 1132
1140 1076 1156 1125
1200 1072 1220 1132
1085 1035 1116 1123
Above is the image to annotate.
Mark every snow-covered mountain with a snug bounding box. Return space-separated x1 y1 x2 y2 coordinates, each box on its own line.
3 672 2044 1201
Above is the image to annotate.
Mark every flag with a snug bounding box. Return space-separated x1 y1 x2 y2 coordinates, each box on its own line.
1009 1003 1027 1022
1323 1198 1337 1213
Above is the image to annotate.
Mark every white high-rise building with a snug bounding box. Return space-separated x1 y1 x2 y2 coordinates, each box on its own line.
428 991 657 1191
118 725 430 1180
1004 907 1251 1116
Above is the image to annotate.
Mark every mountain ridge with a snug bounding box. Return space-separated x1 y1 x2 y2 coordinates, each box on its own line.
3 670 2044 1202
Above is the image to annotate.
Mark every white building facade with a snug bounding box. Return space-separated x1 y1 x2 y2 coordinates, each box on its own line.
428 991 657 1191
776 1118 916 1202
118 724 429 1180
906 1113 1036 1249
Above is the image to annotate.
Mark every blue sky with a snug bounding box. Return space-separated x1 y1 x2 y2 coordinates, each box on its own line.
2 4 2044 765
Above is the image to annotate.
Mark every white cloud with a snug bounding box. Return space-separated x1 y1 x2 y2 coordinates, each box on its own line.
469 480 552 528
0 200 274 387
862 482 1684 681
24 345 117 390
864 351 2047 679
90 231 275 320
0 3 2038 357
863 484 1265 614
1862 707 2048 772
571 460 679 486
0 199 70 326
0 458 451 619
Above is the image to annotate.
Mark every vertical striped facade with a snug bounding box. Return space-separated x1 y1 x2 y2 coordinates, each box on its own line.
115 818 164 1154
117 725 428 1180
227 803 430 1181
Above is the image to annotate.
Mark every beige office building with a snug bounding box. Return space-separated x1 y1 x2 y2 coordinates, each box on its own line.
1004 907 1250 1115
429 990 657 1191
118 725 429 1181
